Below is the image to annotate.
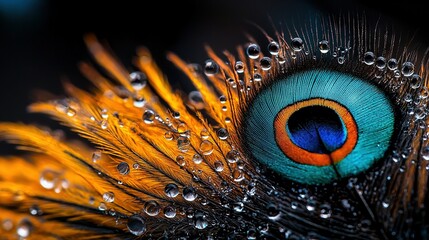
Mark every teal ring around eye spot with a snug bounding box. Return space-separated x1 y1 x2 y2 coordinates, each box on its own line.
244 70 395 185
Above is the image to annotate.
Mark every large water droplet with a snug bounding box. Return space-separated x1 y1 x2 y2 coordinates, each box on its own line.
402 62 415 77
91 150 102 163
129 72 147 91
199 140 214 155
216 128 229 140
103 191 115 203
226 150 240 163
267 204 281 220
318 40 329 53
410 74 422 89
246 44 260 59
291 37 304 52
40 169 60 190
254 73 262 82
117 162 130 175
375 57 386 69
194 213 208 230
164 205 176 218
177 136 191 152
127 214 146 236
260 57 272 71
363 52 375 65
193 154 203 164
387 58 398 70
142 110 155 124
235 61 245 74
214 161 224 172
16 219 32 238
319 204 332 219
188 91 205 110
204 59 219 76
133 96 146 108
165 183 179 198
183 186 197 201
144 201 160 216
268 41 280 55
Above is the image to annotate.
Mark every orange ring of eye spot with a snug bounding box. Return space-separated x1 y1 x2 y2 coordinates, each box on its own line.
274 98 358 166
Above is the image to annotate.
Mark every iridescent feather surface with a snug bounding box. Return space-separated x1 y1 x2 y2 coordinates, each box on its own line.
0 15 429 239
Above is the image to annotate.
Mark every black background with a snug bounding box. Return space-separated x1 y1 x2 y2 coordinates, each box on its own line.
0 0 428 153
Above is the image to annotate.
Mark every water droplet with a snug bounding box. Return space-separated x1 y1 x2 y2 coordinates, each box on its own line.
363 52 375 65
387 58 398 70
422 147 429 160
359 219 372 232
247 229 257 239
193 154 203 164
194 213 208 230
394 69 401 78
214 161 224 172
199 140 214 155
188 91 205 109
142 110 155 124
267 204 281 220
376 56 386 69
219 95 227 104
382 200 390 208
318 40 329 53
291 37 304 52
129 72 147 91
415 107 426 120
204 59 219 76
40 169 60 190
246 44 260 59
337 56 345 64
319 204 331 218
2 219 13 231
233 169 245 182
226 150 240 163
164 131 173 140
29 205 42 216
16 219 32 238
133 97 146 108
177 136 191 152
96 115 108 127
127 214 146 236
254 73 262 82
183 186 197 201
103 191 115 203
410 74 422 89
98 202 107 211
117 162 130 175
200 128 210 139
306 199 316 211
268 41 280 55
92 150 102 163
216 128 229 140
176 155 186 166
66 107 76 117
164 205 176 218
233 201 244 212
144 201 160 216
259 57 272 71
165 183 179 198
402 62 414 77
235 61 245 74
291 202 298 209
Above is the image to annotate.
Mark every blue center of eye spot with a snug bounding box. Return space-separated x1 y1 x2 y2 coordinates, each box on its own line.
287 106 346 153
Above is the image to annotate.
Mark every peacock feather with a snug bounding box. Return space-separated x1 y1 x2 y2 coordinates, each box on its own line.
0 16 428 239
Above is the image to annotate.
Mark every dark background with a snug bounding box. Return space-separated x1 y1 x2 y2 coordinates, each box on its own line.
0 0 428 153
